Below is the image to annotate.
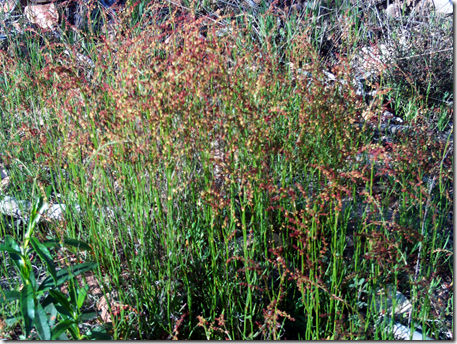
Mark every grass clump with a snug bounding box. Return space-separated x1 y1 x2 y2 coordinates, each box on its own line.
0 0 452 340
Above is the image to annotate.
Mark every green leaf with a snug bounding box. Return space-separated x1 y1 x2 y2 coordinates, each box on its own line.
68 279 77 309
34 302 51 340
4 236 22 271
41 291 70 320
48 290 74 319
27 267 37 291
20 283 35 338
41 294 55 309
40 240 60 249
45 185 53 200
5 235 20 251
63 238 93 251
57 332 69 340
44 302 58 327
67 322 81 340
0 290 20 304
87 325 112 340
5 317 20 327
54 305 72 319
29 237 57 286
51 320 74 340
27 198 45 234
80 310 97 322
77 284 89 310
0 244 22 255
42 238 93 252
38 262 98 292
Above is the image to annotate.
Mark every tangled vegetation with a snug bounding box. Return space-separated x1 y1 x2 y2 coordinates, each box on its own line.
0 0 452 339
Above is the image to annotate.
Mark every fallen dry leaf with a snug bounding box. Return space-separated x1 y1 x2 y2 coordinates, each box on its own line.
97 291 124 323
60 272 103 296
97 294 113 323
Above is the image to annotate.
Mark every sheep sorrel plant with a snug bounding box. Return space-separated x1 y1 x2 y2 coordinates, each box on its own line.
0 0 452 339
0 185 106 339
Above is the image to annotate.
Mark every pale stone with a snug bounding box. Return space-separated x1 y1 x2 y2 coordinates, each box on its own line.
0 196 31 219
0 0 16 15
24 3 59 30
41 203 66 222
386 3 400 17
374 285 412 316
430 0 453 14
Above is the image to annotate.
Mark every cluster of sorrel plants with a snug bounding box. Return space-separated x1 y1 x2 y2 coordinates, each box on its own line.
0 0 452 339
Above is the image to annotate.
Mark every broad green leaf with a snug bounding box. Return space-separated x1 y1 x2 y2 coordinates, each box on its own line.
61 238 92 251
87 325 112 340
68 322 81 340
57 332 69 340
44 302 58 327
41 294 55 309
29 237 57 286
89 331 112 340
34 302 51 340
5 317 20 327
20 283 35 338
51 320 74 340
41 294 73 318
49 290 74 319
42 238 92 252
80 310 97 322
77 284 89 310
27 267 37 291
40 240 61 249
45 185 53 200
4 236 22 271
38 262 98 292
54 305 72 319
0 290 20 304
5 235 20 251
0 244 22 255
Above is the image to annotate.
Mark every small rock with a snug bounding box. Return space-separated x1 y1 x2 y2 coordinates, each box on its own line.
100 206 116 220
386 3 401 17
0 176 10 192
381 111 395 122
322 70 336 81
229 233 256 255
41 203 66 222
430 0 453 14
373 285 412 316
63 50 95 69
356 44 392 78
24 3 58 30
391 322 433 340
0 166 8 192
0 196 31 219
243 0 261 8
0 196 82 223
0 0 16 15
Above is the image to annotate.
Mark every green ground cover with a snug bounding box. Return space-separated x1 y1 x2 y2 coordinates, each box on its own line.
0 0 453 339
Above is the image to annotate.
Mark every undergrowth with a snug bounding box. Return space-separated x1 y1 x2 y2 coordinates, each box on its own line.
0 0 452 339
